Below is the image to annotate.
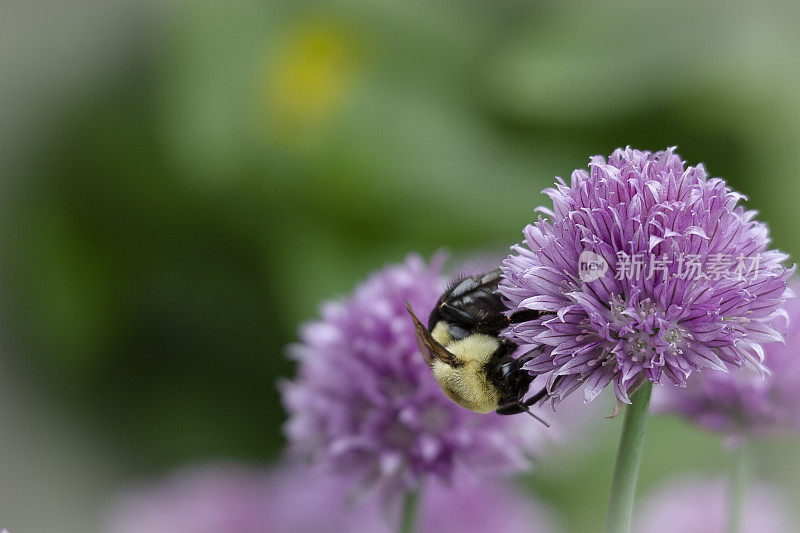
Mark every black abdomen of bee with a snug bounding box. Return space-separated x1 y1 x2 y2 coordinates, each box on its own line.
427 270 509 335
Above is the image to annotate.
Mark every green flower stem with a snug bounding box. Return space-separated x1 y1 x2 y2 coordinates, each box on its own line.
727 442 750 533
604 381 653 533
400 489 420 533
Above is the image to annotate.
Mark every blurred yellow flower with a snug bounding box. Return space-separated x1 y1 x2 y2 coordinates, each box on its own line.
260 20 360 147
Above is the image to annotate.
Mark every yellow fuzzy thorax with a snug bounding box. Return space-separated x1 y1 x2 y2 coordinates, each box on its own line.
430 322 501 413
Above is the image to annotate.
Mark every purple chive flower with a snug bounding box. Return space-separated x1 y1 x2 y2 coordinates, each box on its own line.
280 254 546 503
654 282 800 439
105 463 561 533
632 477 793 533
500 147 793 405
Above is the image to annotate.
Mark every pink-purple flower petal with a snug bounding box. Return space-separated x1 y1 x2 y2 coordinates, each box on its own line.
501 147 793 404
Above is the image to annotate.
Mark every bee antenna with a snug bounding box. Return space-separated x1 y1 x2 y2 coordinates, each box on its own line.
520 404 550 428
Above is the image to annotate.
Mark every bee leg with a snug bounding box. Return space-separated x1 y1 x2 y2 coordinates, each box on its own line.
495 402 526 415
473 313 511 335
495 401 550 427
522 386 550 407
515 344 545 365
518 345 545 356
509 309 550 323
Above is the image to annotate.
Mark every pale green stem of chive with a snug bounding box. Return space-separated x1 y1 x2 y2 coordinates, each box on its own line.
727 441 750 533
400 489 420 533
604 381 653 533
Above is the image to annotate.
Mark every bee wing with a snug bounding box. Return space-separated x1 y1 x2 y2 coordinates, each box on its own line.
405 301 457 367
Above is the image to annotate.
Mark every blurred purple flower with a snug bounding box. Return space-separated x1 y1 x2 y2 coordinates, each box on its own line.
279 254 546 502
106 463 561 533
654 283 800 439
106 465 274 533
500 147 793 405
632 477 793 533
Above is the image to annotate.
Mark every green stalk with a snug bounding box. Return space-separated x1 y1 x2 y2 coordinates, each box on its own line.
604 381 653 533
400 489 420 533
727 442 750 533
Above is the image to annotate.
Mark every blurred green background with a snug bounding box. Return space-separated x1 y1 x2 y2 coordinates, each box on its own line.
1 0 799 531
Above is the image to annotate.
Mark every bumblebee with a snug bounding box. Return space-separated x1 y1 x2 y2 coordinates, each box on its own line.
405 269 551 424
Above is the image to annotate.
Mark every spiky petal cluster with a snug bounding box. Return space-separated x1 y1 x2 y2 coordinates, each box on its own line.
655 283 800 438
632 477 792 533
280 255 544 503
105 463 560 533
500 147 793 404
